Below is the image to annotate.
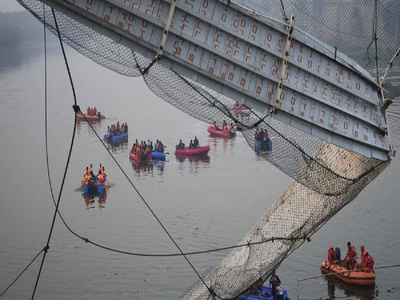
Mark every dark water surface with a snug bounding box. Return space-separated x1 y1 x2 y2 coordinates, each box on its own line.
0 44 399 300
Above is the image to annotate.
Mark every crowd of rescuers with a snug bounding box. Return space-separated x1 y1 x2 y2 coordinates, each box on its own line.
327 242 374 273
83 163 107 185
131 139 165 154
247 269 282 298
107 121 128 136
86 106 98 116
177 136 199 149
212 120 235 132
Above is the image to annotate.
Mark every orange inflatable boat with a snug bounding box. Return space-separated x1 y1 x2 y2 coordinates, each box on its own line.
77 111 105 121
320 261 375 286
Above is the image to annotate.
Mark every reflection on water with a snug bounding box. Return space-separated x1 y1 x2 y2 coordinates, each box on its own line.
131 159 154 176
107 139 129 152
325 276 376 300
175 154 210 164
83 189 107 209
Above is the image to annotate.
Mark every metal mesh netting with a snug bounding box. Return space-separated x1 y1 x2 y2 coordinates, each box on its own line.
16 0 393 299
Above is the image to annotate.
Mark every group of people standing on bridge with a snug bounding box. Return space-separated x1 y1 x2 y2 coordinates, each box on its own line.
107 121 128 136
328 242 374 273
83 163 107 186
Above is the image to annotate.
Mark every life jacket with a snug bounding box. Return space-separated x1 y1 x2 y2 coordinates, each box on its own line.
97 174 103 184
223 125 227 132
360 250 367 264
346 246 357 261
213 124 216 130
328 248 336 262
84 174 90 185
365 255 374 269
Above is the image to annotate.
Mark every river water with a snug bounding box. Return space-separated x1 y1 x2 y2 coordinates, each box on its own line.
0 43 399 300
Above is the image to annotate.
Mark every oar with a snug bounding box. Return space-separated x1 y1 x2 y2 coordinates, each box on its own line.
106 180 111 188
298 264 400 283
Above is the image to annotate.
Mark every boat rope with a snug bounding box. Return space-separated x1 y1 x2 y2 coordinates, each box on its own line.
31 8 79 300
298 264 400 283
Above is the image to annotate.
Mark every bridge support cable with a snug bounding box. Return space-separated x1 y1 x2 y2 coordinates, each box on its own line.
156 0 177 60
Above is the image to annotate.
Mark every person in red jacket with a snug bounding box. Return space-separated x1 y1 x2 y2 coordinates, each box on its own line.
355 245 367 269
344 241 358 270
363 251 375 273
328 244 338 264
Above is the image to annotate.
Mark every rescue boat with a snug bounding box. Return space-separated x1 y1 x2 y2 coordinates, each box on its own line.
237 285 290 300
104 132 128 143
77 111 105 121
207 126 236 138
175 145 210 156
320 261 375 286
129 151 152 163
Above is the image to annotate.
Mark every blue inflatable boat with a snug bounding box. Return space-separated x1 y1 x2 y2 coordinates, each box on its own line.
104 132 128 143
151 151 166 160
237 285 290 300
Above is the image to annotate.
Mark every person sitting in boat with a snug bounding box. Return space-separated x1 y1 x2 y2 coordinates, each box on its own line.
229 123 236 134
213 121 218 131
344 241 358 270
223 120 227 132
87 106 90 115
328 244 338 264
83 173 90 187
159 141 164 152
98 164 102 176
124 122 128 133
97 170 103 185
269 269 281 297
355 245 367 270
93 107 97 116
189 140 194 149
89 164 93 174
177 139 185 149
362 251 374 273
193 136 199 148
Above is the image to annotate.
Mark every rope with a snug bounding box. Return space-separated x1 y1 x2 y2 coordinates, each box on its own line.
298 264 400 283
0 248 45 298
31 8 78 300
